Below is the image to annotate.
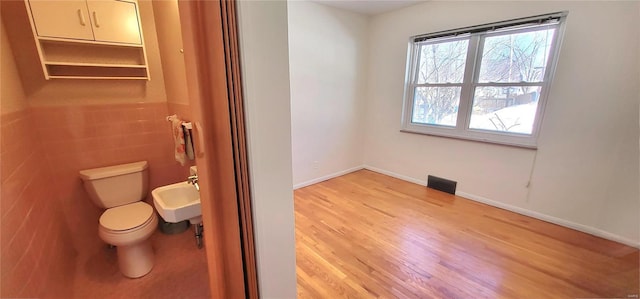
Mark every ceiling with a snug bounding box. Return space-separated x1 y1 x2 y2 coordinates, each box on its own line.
312 0 428 16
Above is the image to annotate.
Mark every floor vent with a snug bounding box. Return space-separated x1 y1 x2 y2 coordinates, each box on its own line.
427 175 457 195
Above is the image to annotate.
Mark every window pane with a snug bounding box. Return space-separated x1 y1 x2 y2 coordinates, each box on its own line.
417 39 469 84
411 87 461 126
478 27 556 83
469 86 542 134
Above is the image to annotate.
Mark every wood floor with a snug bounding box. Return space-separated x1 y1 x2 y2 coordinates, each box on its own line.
294 170 639 299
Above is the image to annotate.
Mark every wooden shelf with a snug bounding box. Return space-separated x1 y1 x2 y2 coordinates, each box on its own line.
44 61 147 68
37 36 144 48
48 75 149 80
37 40 149 80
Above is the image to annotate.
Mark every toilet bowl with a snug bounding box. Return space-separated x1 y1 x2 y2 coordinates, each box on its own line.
79 161 157 278
99 202 158 278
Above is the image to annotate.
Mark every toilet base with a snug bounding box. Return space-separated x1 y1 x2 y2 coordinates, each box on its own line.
117 240 154 278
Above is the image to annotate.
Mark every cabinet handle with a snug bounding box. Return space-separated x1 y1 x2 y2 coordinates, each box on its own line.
77 9 86 26
92 11 100 28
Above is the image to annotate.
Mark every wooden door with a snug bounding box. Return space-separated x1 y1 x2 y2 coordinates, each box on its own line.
178 0 258 297
86 0 142 44
28 0 94 41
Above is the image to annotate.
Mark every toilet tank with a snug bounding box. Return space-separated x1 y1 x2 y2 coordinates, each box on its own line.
79 161 149 209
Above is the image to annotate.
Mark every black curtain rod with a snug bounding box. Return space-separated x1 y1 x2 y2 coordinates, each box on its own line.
413 11 568 43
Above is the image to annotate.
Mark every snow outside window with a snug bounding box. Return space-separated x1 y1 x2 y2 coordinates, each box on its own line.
401 12 567 148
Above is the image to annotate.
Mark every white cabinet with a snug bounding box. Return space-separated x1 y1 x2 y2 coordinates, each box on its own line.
28 0 142 44
85 0 142 44
24 0 149 79
28 0 94 41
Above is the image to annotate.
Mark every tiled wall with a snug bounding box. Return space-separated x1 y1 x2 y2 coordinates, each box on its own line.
1 109 76 298
30 102 192 254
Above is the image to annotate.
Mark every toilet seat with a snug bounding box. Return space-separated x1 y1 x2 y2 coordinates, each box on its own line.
100 202 154 232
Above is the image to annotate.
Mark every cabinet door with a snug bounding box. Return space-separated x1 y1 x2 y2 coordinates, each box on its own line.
86 0 142 45
28 0 95 41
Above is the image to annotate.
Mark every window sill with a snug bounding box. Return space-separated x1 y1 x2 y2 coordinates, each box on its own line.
399 128 538 150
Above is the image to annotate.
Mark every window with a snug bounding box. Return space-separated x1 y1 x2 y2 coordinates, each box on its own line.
402 12 567 148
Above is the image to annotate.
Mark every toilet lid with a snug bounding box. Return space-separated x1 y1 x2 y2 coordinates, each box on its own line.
100 202 154 231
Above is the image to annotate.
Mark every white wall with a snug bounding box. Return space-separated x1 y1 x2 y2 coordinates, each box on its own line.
364 1 640 245
288 1 368 188
237 1 297 298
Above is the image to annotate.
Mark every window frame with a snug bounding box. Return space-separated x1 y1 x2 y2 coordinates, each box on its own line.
401 12 568 149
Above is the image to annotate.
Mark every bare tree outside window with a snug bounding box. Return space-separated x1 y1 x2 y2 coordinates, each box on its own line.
470 27 555 134
412 39 467 126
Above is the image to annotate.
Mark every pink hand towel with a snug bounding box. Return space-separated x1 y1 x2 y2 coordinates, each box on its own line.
167 114 187 166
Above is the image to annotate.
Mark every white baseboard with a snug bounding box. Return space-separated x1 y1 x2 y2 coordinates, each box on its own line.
363 165 428 186
456 191 640 248
293 166 364 190
363 165 640 248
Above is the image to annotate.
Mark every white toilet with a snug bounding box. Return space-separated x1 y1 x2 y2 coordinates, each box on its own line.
79 161 158 278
